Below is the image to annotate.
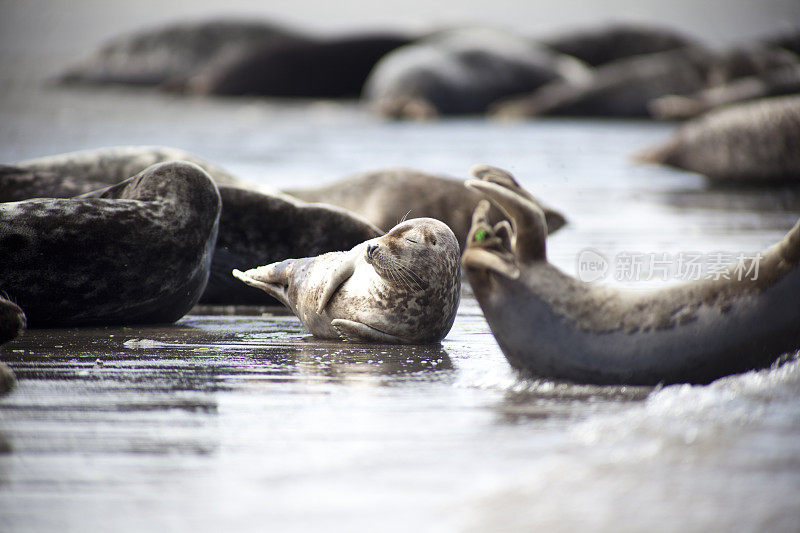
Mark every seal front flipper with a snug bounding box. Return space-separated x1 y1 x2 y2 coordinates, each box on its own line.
316 252 357 314
331 319 403 343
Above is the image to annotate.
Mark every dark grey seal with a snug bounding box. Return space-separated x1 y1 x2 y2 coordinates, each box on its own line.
649 64 800 119
0 297 25 396
541 22 697 67
58 19 300 87
2 147 382 306
462 165 800 385
0 161 221 326
363 28 589 118
284 167 566 250
234 218 461 343
492 44 799 118
11 145 253 191
637 95 800 183
183 33 414 97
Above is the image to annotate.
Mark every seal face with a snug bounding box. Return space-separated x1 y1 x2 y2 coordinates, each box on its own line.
0 161 221 327
462 165 800 385
233 218 461 343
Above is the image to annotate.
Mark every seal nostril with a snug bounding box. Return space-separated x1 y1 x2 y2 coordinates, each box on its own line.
367 244 378 258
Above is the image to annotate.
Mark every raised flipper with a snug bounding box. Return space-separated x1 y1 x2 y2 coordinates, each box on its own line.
331 319 403 343
316 252 357 314
466 165 548 263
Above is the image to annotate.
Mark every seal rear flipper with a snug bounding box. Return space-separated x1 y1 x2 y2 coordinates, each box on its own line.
232 268 290 307
331 319 403 343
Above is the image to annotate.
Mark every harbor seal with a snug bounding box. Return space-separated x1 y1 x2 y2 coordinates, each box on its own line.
649 64 800 119
58 19 300 87
637 95 800 183
233 218 461 343
1 147 382 306
363 28 588 118
10 145 256 192
184 33 414 97
541 22 697 67
0 161 221 326
492 44 799 118
462 165 800 385
284 167 566 251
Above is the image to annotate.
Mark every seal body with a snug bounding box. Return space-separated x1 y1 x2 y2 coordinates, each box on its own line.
492 44 799 118
462 165 800 385
638 95 800 183
541 22 696 67
363 28 588 117
649 64 800 119
0 161 221 326
185 33 414 97
284 167 566 251
58 19 298 87
234 218 461 343
1 147 382 306
11 145 253 191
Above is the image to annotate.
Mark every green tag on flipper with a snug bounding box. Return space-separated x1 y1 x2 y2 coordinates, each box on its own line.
475 228 487 242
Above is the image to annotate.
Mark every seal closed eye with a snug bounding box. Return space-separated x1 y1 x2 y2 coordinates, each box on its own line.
233 218 461 344
463 164 800 385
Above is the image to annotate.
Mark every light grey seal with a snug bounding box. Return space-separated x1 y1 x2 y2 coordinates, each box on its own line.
284 167 566 251
233 218 461 343
492 44 799 118
461 165 800 385
637 95 800 183
363 28 589 118
0 161 221 327
1 146 382 306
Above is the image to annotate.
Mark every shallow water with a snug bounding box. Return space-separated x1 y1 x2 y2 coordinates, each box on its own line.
2 6 800 531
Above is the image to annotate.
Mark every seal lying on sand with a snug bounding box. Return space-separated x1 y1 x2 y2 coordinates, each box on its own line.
233 218 461 343
1 147 381 305
637 95 800 183
10 145 254 192
541 22 696 67
0 161 221 326
363 28 588 118
492 44 799 118
284 167 566 250
462 165 800 385
183 33 414 97
58 19 300 87
649 64 800 119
